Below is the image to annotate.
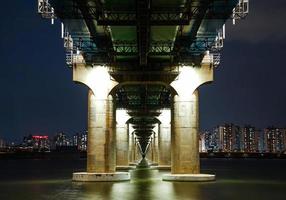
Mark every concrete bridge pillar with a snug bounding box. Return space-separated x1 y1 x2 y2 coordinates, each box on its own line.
129 130 136 164
163 57 216 181
71 64 130 181
171 90 200 174
151 130 159 165
116 123 129 167
87 90 116 173
116 110 130 168
158 110 171 167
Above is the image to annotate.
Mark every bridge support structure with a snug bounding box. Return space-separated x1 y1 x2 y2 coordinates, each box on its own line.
163 55 216 182
116 110 133 170
129 130 136 165
157 110 171 169
72 63 130 182
150 129 159 165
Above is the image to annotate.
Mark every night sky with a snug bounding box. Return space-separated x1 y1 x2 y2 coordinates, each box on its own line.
0 1 286 142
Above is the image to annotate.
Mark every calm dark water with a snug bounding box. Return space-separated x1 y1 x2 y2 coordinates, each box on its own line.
0 159 286 200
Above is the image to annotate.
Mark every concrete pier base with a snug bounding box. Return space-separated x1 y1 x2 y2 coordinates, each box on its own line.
152 165 171 170
162 174 215 182
136 158 150 168
116 165 135 170
72 172 130 182
129 162 138 166
150 162 158 166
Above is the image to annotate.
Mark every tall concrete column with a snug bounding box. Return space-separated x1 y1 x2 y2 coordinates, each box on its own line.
171 90 199 174
72 64 130 181
129 131 136 164
87 90 116 173
150 139 154 162
152 129 159 164
158 110 171 166
116 123 129 166
163 59 215 181
116 110 130 167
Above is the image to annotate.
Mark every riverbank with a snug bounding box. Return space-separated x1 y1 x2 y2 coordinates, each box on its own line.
0 151 285 160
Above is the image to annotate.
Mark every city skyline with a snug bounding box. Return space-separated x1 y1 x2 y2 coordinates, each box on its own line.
0 122 286 143
2 123 286 154
1 1 286 141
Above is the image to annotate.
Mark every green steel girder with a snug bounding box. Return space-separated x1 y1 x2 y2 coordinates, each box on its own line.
74 37 217 54
72 37 212 67
52 0 238 25
72 0 115 63
115 84 172 110
134 130 154 137
51 0 238 67
136 0 150 66
129 116 159 124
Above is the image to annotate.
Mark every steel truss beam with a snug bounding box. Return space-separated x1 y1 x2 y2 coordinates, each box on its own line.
74 0 115 62
72 36 218 56
115 85 171 110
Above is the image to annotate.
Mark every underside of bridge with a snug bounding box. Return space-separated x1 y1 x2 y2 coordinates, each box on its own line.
38 0 248 181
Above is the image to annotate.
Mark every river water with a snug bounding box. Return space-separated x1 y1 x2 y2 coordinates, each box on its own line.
0 159 285 200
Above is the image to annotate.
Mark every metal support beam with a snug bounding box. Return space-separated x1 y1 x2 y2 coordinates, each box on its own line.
71 37 216 58
136 0 150 66
75 0 113 61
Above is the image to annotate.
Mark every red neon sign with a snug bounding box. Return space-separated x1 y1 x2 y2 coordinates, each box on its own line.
32 135 48 139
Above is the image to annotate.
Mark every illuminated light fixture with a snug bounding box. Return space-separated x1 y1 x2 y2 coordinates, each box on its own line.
171 66 201 100
76 48 80 55
61 23 64 38
85 65 113 99
202 51 213 64
51 7 54 24
158 109 171 124
116 110 130 125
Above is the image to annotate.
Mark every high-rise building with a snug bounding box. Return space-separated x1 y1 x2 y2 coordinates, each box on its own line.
199 132 206 152
264 127 285 153
233 125 242 152
0 138 5 149
283 129 286 153
53 132 72 147
22 135 50 151
73 132 87 151
214 124 241 152
201 130 219 152
242 125 260 152
32 135 50 151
